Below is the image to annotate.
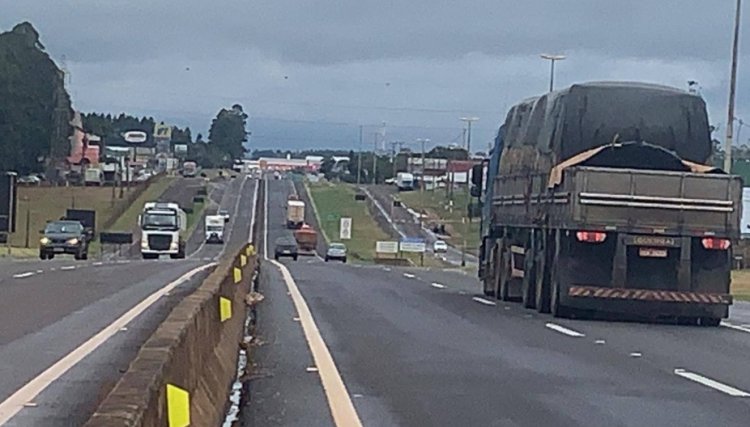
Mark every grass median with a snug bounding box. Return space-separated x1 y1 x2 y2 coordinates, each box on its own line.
732 270 750 301
307 182 390 263
398 188 480 254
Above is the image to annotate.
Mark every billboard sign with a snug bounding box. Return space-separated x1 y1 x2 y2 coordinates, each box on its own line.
340 217 352 240
0 172 18 233
122 130 148 144
376 241 399 254
399 237 426 253
174 144 188 156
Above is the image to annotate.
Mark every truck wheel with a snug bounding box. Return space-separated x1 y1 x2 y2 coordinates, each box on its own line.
499 245 512 301
39 252 47 260
699 317 721 327
48 254 55 260
325 256 329 262
81 252 88 260
550 258 571 318
535 248 550 313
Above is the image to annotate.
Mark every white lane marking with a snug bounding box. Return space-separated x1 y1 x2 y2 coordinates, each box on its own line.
215 175 250 260
248 178 259 244
12 272 34 279
383 268 391 272
629 352 643 358
721 321 750 334
674 369 750 397
430 283 446 289
472 297 497 306
35 270 43 274
403 273 416 279
92 262 103 266
595 340 606 345
0 263 215 424
270 259 362 426
263 177 269 259
545 323 585 337
60 266 76 271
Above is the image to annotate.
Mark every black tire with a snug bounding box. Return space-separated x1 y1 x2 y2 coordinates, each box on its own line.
81 251 88 260
342 258 347 263
294 255 298 261
142 253 157 260
522 244 536 309
699 317 721 327
39 252 47 260
325 256 329 262
550 244 570 318
499 244 512 301
274 255 279 261
48 254 55 260
74 253 81 260
535 242 551 313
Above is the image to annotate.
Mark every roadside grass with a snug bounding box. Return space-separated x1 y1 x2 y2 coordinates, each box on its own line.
0 247 38 259
308 182 390 263
186 200 207 238
108 177 175 232
398 188 481 253
732 270 750 301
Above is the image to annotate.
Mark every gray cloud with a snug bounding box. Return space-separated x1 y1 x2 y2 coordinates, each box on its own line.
1 0 748 148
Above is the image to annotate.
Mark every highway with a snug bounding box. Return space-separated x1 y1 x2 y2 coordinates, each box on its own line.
246 177 750 427
0 175 258 426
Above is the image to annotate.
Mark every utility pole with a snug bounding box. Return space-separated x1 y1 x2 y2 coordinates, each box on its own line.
417 138 429 193
724 0 743 173
460 117 479 156
372 133 378 184
357 125 363 185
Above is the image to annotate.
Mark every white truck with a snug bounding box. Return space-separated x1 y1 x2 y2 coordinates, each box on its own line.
205 215 225 244
139 202 187 259
84 167 103 186
396 172 415 191
287 200 305 229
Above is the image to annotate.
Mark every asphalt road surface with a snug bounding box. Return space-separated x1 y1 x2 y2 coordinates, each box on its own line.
0 175 258 426
245 177 750 427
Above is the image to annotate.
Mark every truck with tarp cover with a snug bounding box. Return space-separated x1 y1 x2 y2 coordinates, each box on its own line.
478 82 742 326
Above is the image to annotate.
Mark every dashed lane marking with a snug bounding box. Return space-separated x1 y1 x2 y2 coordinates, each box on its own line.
92 262 103 266
545 323 585 337
0 263 216 424
674 369 750 397
472 297 497 306
430 283 446 289
403 273 416 279
60 266 76 271
12 272 35 279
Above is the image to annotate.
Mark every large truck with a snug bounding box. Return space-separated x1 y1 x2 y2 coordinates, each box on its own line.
294 224 318 254
139 202 187 259
396 172 415 191
287 200 305 229
205 214 225 244
182 161 198 178
478 82 741 326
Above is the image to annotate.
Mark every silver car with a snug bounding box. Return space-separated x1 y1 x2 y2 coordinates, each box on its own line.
325 242 347 263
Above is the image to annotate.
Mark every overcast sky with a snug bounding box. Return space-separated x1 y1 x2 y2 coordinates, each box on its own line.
2 0 749 151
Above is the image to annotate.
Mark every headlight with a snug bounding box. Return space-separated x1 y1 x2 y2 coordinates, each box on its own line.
67 238 79 245
141 239 149 249
40 237 50 245
170 241 179 250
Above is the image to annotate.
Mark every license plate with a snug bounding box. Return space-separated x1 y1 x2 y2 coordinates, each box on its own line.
639 247 667 258
283 250 290 254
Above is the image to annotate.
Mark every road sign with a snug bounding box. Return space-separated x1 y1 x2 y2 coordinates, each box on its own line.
376 241 399 254
399 238 426 253
340 217 352 240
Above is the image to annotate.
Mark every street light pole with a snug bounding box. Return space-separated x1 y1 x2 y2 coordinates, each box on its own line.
724 0 742 173
357 125 363 185
540 54 566 92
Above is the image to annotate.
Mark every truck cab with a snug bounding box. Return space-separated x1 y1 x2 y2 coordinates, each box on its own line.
140 202 187 259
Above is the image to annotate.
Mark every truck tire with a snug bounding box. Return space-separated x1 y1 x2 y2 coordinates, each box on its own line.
699 317 721 327
498 244 512 301
142 253 158 260
535 246 551 313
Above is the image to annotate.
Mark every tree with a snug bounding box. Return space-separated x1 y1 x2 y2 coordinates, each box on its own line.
0 22 72 173
208 105 248 164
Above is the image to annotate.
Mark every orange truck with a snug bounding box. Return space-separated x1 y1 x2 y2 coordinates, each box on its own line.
294 224 318 253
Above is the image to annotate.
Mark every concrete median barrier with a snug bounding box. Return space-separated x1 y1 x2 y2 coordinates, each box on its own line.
84 244 259 427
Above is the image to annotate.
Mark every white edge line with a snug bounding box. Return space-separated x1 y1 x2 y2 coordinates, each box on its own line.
674 369 750 397
545 322 586 337
270 259 362 426
472 297 497 306
248 178 259 244
0 262 216 423
720 321 750 334
12 272 35 279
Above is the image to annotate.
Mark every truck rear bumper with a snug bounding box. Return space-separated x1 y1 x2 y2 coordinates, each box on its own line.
141 249 178 255
563 285 731 318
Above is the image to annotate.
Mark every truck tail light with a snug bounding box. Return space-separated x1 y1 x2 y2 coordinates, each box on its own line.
576 231 607 243
701 237 731 250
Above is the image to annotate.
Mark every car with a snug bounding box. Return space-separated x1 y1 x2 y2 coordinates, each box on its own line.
433 240 448 253
39 220 89 260
325 242 347 263
274 237 298 261
18 175 41 185
218 209 230 223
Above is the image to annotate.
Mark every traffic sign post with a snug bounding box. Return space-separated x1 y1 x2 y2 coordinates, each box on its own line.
340 217 352 240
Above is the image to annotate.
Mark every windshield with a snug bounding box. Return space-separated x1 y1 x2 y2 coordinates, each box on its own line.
330 244 346 250
45 222 82 234
207 225 223 232
142 213 177 230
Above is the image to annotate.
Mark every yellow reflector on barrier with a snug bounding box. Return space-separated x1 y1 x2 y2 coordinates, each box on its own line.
166 384 190 427
220 297 232 322
248 244 256 256
233 267 242 284
240 254 247 267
